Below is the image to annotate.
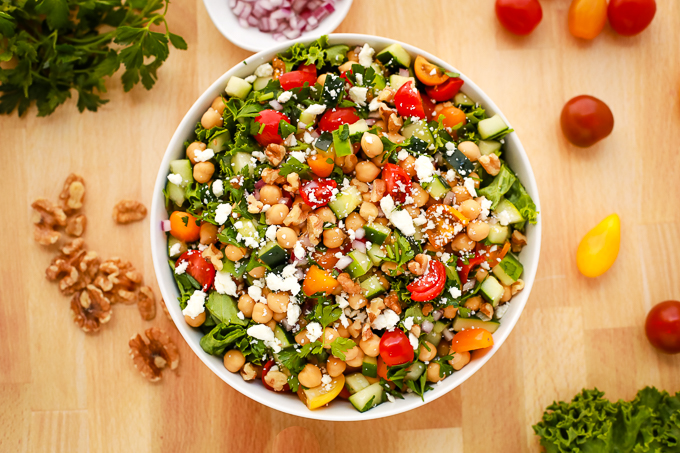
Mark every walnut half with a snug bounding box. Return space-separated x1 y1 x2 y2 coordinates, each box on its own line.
31 198 67 245
112 200 147 224
137 286 157 321
59 174 85 213
129 327 180 382
71 285 112 333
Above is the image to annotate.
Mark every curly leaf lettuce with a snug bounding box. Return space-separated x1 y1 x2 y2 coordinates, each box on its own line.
506 178 538 231
278 35 348 70
477 165 516 210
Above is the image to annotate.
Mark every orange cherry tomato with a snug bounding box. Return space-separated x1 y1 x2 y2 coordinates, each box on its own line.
307 150 335 177
313 248 341 270
438 106 467 129
450 328 494 353
169 211 201 243
568 0 608 39
303 265 339 296
414 55 448 86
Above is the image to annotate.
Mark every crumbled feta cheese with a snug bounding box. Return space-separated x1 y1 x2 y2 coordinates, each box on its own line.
464 177 477 198
194 148 214 163
254 63 273 77
303 131 314 144
182 290 206 318
403 316 414 331
414 155 435 183
372 309 400 331
306 322 323 342
284 133 297 147
237 311 245 320
174 260 189 275
169 242 182 257
355 73 363 85
293 241 305 260
214 271 238 297
265 225 278 242
290 150 306 163
386 393 395 403
248 285 265 303
358 43 375 67
167 173 183 186
252 151 266 162
277 91 293 103
444 141 457 156
397 149 410 161
348 86 368 106
449 286 462 298
368 97 385 112
214 203 232 225
212 179 224 197
265 271 301 296
243 235 260 248
479 197 492 220
321 374 332 387
389 210 416 236
409 333 419 350
244 75 257 84
303 104 326 116
380 195 395 217
495 304 510 319
247 324 282 353
497 210 512 226
287 303 301 325
335 293 349 309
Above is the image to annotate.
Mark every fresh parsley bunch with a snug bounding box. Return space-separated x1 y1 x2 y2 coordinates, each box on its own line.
0 0 187 116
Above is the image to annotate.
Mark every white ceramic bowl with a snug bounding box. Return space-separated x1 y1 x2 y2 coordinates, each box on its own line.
151 34 542 421
203 0 353 52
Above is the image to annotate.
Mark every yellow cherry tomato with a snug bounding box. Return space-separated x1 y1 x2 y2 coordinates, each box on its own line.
576 214 620 277
297 374 345 410
568 0 608 40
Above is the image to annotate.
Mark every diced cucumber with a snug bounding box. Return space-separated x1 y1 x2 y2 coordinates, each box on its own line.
345 373 371 394
453 92 475 107
389 74 416 92
362 356 378 378
333 124 352 157
478 140 502 156
315 132 333 152
372 73 386 90
207 132 229 153
349 382 384 412
493 253 523 286
424 321 449 347
236 219 258 240
231 152 255 176
494 199 524 225
348 119 369 135
328 186 362 219
252 76 271 91
478 114 509 140
404 361 426 381
445 149 475 176
402 120 434 146
299 111 317 130
167 237 187 258
452 316 500 333
364 223 391 245
170 159 194 186
457 307 474 318
258 241 288 268
223 259 247 279
360 275 386 299
376 43 412 68
166 182 186 207
274 325 294 348
225 76 252 100
422 175 450 200
367 244 386 266
480 276 504 307
487 224 510 244
347 251 373 279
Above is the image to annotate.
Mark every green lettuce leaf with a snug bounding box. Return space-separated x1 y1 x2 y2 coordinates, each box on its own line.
477 165 516 209
506 178 538 230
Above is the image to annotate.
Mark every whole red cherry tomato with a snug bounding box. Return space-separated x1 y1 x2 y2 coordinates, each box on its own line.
560 95 614 147
382 163 412 204
645 301 680 354
407 260 446 302
299 179 338 209
279 69 317 91
176 250 216 291
262 360 290 391
318 107 360 132
254 109 290 146
394 81 425 119
425 78 465 102
379 329 414 366
608 0 656 36
495 0 543 35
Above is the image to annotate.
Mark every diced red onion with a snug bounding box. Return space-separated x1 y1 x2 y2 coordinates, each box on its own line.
253 189 261 201
229 0 237 8
278 197 292 207
367 111 381 119
247 15 259 26
352 240 366 253
269 99 283 110
443 191 455 206
281 319 294 331
365 118 377 126
336 255 353 270
421 320 434 333
355 227 365 240
432 310 442 321
255 179 266 189
442 329 454 341
238 17 249 27
161 220 171 232
300 235 312 248
233 1 245 15
399 68 410 77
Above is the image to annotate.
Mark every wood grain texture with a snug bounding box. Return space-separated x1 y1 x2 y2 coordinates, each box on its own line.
1 0 680 451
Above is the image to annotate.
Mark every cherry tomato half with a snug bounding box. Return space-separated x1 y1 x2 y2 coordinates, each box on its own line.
414 55 448 86
279 70 317 91
262 360 290 392
608 0 656 37
425 78 465 102
379 329 414 366
318 107 360 132
298 63 317 74
176 250 216 291
394 81 425 119
299 178 338 209
407 260 446 302
495 0 543 36
645 301 680 354
382 163 412 204
561 95 614 147
254 109 290 146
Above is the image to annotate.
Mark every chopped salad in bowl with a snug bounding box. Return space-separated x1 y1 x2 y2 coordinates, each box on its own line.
157 35 539 416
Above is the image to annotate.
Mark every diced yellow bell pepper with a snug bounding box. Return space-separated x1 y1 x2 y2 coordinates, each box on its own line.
299 374 346 410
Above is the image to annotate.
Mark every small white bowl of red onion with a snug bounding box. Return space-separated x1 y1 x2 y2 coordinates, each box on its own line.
203 0 353 52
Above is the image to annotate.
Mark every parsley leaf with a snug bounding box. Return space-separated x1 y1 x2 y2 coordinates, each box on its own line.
278 156 312 179
330 338 356 361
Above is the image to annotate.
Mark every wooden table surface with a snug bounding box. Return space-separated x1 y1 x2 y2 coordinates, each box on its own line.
2 0 680 451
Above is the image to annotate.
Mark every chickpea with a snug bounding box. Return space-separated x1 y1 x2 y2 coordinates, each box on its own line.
501 285 512 303
266 292 289 314
316 73 328 86
327 356 346 377
345 212 366 231
459 199 481 221
266 204 289 225
338 61 353 72
334 153 347 166
193 161 215 184
298 364 323 388
404 204 420 218
295 329 310 346
323 227 346 248
347 322 362 338
293 195 304 207
452 185 472 203
359 201 379 221
355 161 381 182
381 261 403 276
443 305 458 319
342 154 358 174
451 232 476 253
467 221 490 241
225 245 247 261
252 303 272 324
223 349 246 373
323 327 339 349
201 107 223 129
371 151 389 168
418 341 437 362
211 96 226 114
359 334 381 358
266 319 277 332
345 347 365 367
336 324 350 338
464 296 482 311
469 172 481 189
237 294 255 318
348 294 367 310
199 222 218 245
373 120 386 134
426 362 445 382
315 207 337 224
410 182 429 207
248 266 266 279
186 141 206 164
449 350 471 371
184 311 206 327
276 227 298 249
272 311 286 322
377 273 390 291
373 217 390 226
457 141 481 162
361 132 384 158
399 155 417 177
475 268 488 282
260 184 282 205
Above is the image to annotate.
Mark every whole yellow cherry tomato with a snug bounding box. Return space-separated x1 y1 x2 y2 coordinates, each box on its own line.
568 0 608 40
577 214 620 277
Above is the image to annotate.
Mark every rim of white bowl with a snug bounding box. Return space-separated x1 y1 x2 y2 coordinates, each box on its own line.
203 0 354 52
151 33 542 422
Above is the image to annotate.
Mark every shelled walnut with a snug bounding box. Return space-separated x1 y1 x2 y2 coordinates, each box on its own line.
70 285 112 333
129 327 180 382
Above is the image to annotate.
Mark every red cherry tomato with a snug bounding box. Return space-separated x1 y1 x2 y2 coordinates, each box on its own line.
608 0 656 36
279 70 317 91
421 94 436 120
407 260 446 302
176 250 216 291
394 81 425 119
254 109 290 146
560 95 614 147
298 63 317 74
425 78 465 102
318 107 360 132
379 329 415 366
495 0 543 35
382 163 412 204
299 178 338 209
645 301 680 354
262 360 290 392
